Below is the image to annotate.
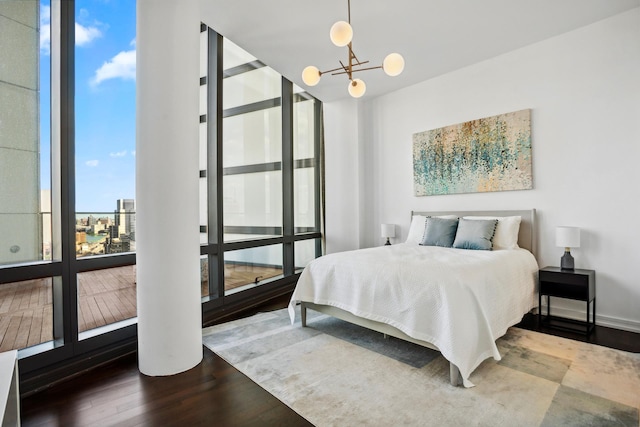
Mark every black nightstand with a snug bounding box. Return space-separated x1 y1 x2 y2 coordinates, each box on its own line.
538 266 596 335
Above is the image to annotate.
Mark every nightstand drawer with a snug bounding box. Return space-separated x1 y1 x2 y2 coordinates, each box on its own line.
540 281 588 300
539 270 588 286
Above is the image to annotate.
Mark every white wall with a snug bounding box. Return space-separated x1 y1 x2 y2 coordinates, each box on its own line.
325 9 640 332
323 99 361 254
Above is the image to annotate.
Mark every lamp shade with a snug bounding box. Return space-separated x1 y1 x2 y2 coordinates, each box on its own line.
556 226 580 248
329 20 353 47
383 53 405 76
302 66 321 86
381 224 396 238
348 78 366 98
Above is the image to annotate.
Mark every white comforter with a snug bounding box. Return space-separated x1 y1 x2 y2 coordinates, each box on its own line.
288 243 538 387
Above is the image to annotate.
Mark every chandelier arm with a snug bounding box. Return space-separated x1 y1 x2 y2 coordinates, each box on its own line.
347 42 354 79
351 65 383 73
331 65 382 76
319 65 350 75
349 47 363 65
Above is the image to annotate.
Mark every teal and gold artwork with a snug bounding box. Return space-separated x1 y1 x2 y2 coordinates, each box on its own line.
413 109 532 196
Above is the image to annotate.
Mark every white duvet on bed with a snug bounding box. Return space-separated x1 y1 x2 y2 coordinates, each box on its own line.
288 243 539 387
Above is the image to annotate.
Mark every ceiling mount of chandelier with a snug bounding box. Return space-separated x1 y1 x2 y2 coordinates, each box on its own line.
301 0 405 98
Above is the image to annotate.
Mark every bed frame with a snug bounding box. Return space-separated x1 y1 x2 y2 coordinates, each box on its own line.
301 209 537 386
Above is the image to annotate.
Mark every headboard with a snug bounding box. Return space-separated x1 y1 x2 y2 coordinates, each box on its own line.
411 209 537 260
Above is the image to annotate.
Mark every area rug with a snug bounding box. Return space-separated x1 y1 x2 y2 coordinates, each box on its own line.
202 307 640 427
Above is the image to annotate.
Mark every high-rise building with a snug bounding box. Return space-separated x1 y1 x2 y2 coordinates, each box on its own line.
0 3 41 265
115 199 136 241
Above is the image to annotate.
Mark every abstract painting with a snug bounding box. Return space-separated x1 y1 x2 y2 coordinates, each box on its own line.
413 109 532 196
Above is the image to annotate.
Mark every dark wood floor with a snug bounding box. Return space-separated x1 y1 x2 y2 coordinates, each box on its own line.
21 294 639 426
516 312 640 352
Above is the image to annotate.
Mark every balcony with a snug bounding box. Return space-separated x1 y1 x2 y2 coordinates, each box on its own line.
0 261 283 352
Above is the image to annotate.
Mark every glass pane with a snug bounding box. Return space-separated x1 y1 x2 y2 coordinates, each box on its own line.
199 176 208 245
294 167 317 230
74 0 136 251
224 171 282 242
77 265 136 333
223 66 281 110
0 0 51 265
223 38 256 70
225 245 283 295
293 97 316 160
223 107 282 167
0 277 54 351
75 207 135 258
200 256 209 298
295 239 320 272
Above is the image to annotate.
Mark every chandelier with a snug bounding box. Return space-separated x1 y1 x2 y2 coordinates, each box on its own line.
301 0 405 98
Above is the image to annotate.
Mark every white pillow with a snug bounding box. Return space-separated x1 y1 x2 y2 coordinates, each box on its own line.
406 214 458 244
406 215 428 244
462 216 521 250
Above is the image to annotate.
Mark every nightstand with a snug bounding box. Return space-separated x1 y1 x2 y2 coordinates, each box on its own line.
538 266 596 335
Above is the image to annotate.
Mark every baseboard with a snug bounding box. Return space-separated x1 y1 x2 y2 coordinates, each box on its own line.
539 304 640 334
20 339 137 396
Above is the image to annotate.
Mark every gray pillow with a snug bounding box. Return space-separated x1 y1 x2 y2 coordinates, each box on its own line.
452 218 498 250
420 217 459 247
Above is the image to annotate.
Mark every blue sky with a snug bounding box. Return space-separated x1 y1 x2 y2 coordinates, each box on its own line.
40 0 137 213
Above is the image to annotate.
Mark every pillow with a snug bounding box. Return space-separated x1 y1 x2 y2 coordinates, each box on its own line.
420 217 459 247
406 214 457 244
452 218 498 250
462 216 521 249
406 215 428 244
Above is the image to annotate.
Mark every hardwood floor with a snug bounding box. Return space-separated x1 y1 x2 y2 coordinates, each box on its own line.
21 295 639 426
516 312 640 352
21 293 311 427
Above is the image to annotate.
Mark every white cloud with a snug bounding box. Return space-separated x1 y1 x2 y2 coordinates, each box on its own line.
131 150 136 157
75 22 103 46
110 150 127 157
86 160 99 167
91 49 136 86
40 6 51 55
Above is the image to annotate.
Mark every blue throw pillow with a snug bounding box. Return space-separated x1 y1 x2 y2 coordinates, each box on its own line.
452 218 498 250
420 217 459 247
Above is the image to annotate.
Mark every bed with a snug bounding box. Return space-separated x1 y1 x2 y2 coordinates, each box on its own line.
288 209 539 387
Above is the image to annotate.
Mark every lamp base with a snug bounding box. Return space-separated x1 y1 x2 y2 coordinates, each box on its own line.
560 249 574 270
384 238 391 246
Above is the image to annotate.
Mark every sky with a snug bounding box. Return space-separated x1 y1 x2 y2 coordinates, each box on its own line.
40 0 137 213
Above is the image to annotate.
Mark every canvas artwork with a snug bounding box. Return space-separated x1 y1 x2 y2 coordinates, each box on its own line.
413 109 532 196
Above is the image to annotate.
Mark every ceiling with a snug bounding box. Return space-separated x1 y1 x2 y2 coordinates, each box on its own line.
201 0 640 102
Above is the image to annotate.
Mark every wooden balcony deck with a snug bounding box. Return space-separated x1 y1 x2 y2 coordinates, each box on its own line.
0 264 282 352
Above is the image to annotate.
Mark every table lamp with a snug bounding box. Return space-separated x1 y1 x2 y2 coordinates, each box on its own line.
556 226 580 270
381 224 395 246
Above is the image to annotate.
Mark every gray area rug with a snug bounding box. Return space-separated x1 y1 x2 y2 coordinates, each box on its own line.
202 307 640 427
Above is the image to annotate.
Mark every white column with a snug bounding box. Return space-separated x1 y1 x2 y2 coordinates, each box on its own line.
136 0 202 376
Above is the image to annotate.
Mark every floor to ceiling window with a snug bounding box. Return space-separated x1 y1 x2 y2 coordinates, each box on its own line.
0 0 139 387
199 26 323 305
